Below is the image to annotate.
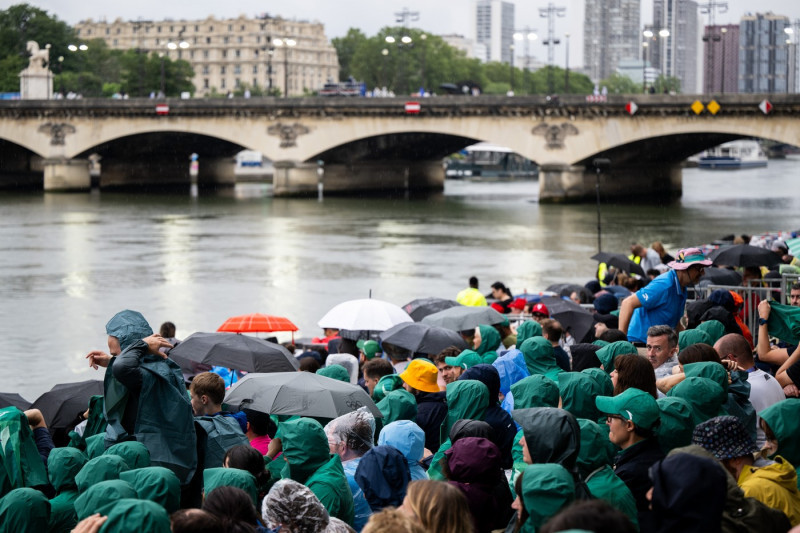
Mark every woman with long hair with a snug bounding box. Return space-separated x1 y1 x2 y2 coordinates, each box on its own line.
612 354 657 398
399 480 474 533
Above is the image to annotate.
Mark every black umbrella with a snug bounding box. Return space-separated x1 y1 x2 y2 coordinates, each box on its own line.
699 267 742 286
0 392 31 411
31 380 104 430
709 244 781 268
168 332 299 374
545 283 594 303
380 322 468 354
591 252 645 276
541 296 595 343
402 298 462 322
421 306 505 332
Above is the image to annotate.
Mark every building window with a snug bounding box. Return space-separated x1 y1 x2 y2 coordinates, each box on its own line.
195 25 199 32
86 29 91 35
204 78 209 89
203 50 209 58
206 37 211 44
190 50 194 58
209 26 213 32
235 50 241 57
170 26 173 32
156 38 160 45
228 24 233 31
116 28 120 34
157 26 161 33
202 66 209 75
221 66 226 74
234 65 241 74
253 65 258 74
221 78 226 88
112 39 118 46
222 50 227 58
223 36 229 44
241 25 245 31
105 28 110 35
235 78 241 88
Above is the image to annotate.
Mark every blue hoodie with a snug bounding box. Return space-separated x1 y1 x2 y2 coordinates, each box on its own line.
378 420 429 481
492 349 530 416
354 446 411 512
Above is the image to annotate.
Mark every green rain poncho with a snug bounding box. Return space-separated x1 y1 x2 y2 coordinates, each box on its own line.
97 498 170 533
372 375 405 402
47 447 87 533
428 380 489 481
511 375 561 410
767 302 800 345
0 406 48 495
518 464 575 533
120 466 181 514
576 419 638 528
683 362 756 442
667 377 727 426
85 434 107 460
0 487 50 533
655 397 695 454
377 389 418 425
74 479 137 521
696 320 726 344
103 441 151 470
75 455 130 493
520 337 562 382
203 467 258 507
317 365 351 383
279 418 355 526
516 321 543 345
595 341 637 373
476 325 502 364
678 329 713 351
558 372 603 421
760 399 800 473
582 367 614 397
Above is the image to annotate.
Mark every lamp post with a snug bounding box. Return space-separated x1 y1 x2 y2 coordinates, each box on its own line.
642 41 649 93
159 52 165 97
643 29 670 89
419 33 427 95
509 44 515 93
513 28 538 93
385 34 414 94
66 43 88 95
273 38 296 97
164 32 189 97
720 27 727 93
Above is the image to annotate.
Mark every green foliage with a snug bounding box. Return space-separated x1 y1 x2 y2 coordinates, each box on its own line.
653 75 682 94
101 82 121 97
484 81 511 95
600 73 642 95
0 54 25 92
332 28 367 81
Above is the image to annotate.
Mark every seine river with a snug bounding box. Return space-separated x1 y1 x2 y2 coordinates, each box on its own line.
3 159 800 399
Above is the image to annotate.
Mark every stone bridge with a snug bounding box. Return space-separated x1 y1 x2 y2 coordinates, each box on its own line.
1 94 798 201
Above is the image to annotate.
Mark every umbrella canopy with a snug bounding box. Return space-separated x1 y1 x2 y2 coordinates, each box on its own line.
217 313 298 334
709 244 781 268
31 380 104 430
380 322 467 354
0 392 31 411
223 372 382 419
545 283 594 303
591 252 645 276
541 296 595 343
786 237 800 257
421 306 505 332
317 299 413 332
402 298 462 322
168 332 299 373
699 267 742 286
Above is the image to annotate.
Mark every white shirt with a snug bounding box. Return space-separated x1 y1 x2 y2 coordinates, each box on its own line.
747 368 786 449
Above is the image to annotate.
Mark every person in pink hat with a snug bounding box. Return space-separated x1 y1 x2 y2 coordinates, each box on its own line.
618 247 712 344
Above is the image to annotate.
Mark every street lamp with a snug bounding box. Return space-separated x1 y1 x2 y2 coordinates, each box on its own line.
381 48 389 91
642 41 649 93
643 29 670 88
273 37 297 97
509 44 515 94
159 52 166 97
385 34 414 94
513 29 538 93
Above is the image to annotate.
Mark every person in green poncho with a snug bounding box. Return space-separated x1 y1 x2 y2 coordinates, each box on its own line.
519 337 562 382
279 417 355 526
516 320 543 346
667 376 728 426
510 464 575 533
47 447 87 533
474 324 502 364
557 372 603 421
120 466 181 513
0 487 50 533
74 479 137 521
760 398 800 484
75 498 171 533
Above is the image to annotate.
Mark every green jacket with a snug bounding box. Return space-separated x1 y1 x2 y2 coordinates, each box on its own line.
678 329 713 351
558 372 602 421
577 419 638 528
120 466 181 514
767 302 800 345
760 399 800 472
0 406 49 494
317 365 351 383
655 397 695 454
47 447 87 533
85 434 106 460
684 363 757 442
428 380 489 481
103 441 151 470
696 320 726 344
74 455 130 493
476 325 502 364
74 479 136 521
0 487 50 533
520 337 562 382
518 463 575 533
203 467 258 507
667 376 728 426
372 375 404 402
48 490 79 533
516 321 543 345
581 367 614 397
511 375 560 410
195 415 249 469
595 341 637 373
377 389 418 425
96 498 170 533
279 418 355 526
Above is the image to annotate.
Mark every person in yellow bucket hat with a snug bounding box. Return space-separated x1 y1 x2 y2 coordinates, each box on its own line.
399 359 448 452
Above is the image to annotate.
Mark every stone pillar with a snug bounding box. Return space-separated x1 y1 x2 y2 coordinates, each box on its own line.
196 157 237 188
19 70 53 100
99 155 190 189
538 163 683 203
43 158 90 192
538 164 588 203
272 160 320 196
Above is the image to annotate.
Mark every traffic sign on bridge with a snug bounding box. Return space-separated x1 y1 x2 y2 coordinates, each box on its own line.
759 99 773 115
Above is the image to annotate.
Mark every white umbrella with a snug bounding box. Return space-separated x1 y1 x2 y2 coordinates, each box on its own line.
317 298 413 331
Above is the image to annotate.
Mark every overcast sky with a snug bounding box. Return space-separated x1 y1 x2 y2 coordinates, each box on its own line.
17 0 800 68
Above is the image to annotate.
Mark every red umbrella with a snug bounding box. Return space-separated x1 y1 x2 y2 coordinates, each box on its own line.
217 313 298 342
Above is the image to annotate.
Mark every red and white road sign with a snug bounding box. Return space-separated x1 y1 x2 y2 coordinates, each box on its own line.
405 101 421 114
759 99 773 115
155 104 170 115
625 101 638 115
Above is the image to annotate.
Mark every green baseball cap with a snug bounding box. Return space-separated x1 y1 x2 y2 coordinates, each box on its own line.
357 339 380 360
595 388 660 431
444 349 482 370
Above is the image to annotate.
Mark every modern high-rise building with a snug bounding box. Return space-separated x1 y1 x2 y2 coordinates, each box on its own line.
701 24 739 93
74 14 339 97
651 0 700 93
473 0 515 64
583 0 641 82
739 12 790 93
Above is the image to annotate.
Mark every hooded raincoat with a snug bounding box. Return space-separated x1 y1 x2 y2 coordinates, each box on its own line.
678 329 714 351
75 455 130 493
378 420 428 481
582 367 614 396
683 363 756 442
517 463 575 533
318 365 351 383
427 380 489 481
0 487 50 533
47 447 87 533
73 479 137 521
760 399 800 480
519 337 562 382
195 414 250 469
576 418 638 528
371 375 404 402
0 406 48 495
595 341 637 373
668 376 728 426
97 498 171 533
376 389 418 425
557 372 603 421
354 445 410 512
516 321 543 345
103 441 150 470
655 397 695 454
476 325 502 364
120 466 181 513
696 320 726 344
413 387 447 453
203 467 258 506
280 417 355 526
739 456 800 526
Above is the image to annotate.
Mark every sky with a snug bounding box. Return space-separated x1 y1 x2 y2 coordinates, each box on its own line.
14 0 800 68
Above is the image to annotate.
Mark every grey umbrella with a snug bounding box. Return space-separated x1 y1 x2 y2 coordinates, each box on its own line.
709 244 781 268
541 296 595 343
421 306 505 331
591 252 646 276
31 380 104 430
380 322 467 354
402 298 462 322
223 372 382 419
168 332 299 373
0 392 31 411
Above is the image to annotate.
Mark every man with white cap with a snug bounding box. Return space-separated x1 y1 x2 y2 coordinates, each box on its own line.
618 247 712 345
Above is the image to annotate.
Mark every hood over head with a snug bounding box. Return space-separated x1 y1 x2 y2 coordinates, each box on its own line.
459 363 501 404
444 380 489 437
105 310 153 351
378 420 426 462
74 479 136 521
476 325 502 356
667 377 727 425
759 398 800 466
557 372 602 421
278 418 332 485
519 463 575 533
576 418 615 478
696 320 726 344
75 455 130 493
581 367 613 396
511 375 560 410
377 389 418 425
97 498 170 533
448 419 496 445
492 349 530 395
678 329 714 351
203 467 259 507
655 397 695 454
595 341 637 373
372 374 405 402
317 364 351 383
683 362 728 392
354 445 411 512
47 447 87 493
516 320 543 345
0 487 50 532
512 407 580 470
120 466 181 514
445 436 502 484
519 337 562 378
103 441 151 470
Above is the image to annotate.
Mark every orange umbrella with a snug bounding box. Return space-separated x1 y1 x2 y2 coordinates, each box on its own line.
217 313 298 342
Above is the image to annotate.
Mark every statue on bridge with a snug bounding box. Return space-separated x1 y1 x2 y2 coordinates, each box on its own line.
19 41 54 99
26 41 50 71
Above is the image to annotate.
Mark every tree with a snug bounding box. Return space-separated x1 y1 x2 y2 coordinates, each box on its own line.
600 73 641 95
653 75 681 94
332 28 367 82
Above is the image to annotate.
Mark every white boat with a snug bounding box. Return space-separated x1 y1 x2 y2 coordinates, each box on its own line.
445 142 538 179
698 140 768 170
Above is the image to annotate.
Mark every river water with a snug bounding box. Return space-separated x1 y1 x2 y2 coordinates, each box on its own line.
3 159 800 399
